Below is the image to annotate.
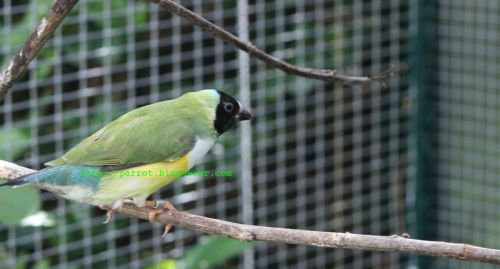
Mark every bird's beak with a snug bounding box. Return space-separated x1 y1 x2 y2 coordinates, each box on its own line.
237 108 252 121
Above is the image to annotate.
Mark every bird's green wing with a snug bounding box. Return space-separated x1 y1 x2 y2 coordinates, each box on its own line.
46 111 196 167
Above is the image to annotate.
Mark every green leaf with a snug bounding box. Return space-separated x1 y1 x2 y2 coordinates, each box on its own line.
32 259 50 269
0 0 51 54
146 236 254 269
180 236 254 269
0 181 40 225
14 255 27 269
145 259 177 269
35 50 55 79
0 127 29 160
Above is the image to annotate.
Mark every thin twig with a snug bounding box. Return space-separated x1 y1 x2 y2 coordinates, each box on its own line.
1 160 499 265
150 0 399 85
0 0 80 102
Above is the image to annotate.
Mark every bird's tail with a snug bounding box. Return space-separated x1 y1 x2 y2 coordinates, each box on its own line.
1 166 101 191
0 172 37 187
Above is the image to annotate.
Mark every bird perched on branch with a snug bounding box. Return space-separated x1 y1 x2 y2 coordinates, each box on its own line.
1 90 251 235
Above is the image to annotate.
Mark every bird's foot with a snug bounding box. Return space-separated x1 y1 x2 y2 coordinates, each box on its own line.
98 205 114 224
144 200 177 236
145 199 177 222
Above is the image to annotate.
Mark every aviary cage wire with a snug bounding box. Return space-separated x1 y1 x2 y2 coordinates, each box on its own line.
0 0 498 269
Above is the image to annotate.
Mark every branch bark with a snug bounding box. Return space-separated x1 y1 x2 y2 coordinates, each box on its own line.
151 0 398 86
1 160 499 265
0 0 79 102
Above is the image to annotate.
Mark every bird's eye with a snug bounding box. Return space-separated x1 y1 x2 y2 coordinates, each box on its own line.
224 103 234 113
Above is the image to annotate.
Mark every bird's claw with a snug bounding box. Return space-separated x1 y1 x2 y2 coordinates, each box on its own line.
162 224 173 237
145 200 177 236
99 206 114 224
146 200 177 222
103 210 114 224
148 209 163 223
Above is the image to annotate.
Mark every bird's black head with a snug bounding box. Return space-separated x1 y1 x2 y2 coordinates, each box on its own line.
214 91 251 135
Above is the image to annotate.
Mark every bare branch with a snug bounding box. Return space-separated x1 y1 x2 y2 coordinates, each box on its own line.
150 0 399 86
1 160 499 265
0 0 398 103
0 0 79 102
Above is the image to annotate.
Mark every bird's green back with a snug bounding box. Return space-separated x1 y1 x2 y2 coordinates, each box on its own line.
46 90 220 167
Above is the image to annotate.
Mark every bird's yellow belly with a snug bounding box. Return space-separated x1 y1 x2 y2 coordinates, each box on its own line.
92 155 189 205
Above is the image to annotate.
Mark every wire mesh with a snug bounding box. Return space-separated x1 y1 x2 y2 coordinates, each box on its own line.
431 1 500 268
250 1 408 268
8 0 500 269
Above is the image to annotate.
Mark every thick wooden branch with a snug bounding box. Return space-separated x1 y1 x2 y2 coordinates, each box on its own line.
151 0 398 86
0 0 79 102
1 160 499 264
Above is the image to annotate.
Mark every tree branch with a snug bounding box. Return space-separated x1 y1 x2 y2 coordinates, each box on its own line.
0 0 80 102
0 0 399 103
1 160 499 265
151 0 399 86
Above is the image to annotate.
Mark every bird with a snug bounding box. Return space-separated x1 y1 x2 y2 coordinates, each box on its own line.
1 89 251 234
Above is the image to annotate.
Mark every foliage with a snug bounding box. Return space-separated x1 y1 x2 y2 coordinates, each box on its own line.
146 236 254 269
0 182 40 225
0 127 40 225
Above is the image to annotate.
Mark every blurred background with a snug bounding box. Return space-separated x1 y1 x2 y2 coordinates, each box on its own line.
0 0 498 268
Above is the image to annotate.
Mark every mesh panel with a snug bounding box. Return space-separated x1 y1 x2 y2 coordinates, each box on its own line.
250 1 408 268
433 1 500 268
0 0 411 268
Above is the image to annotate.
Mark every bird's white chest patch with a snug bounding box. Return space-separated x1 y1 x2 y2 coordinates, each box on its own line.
188 137 215 168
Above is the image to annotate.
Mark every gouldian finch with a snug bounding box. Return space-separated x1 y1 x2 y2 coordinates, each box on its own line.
2 90 251 233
